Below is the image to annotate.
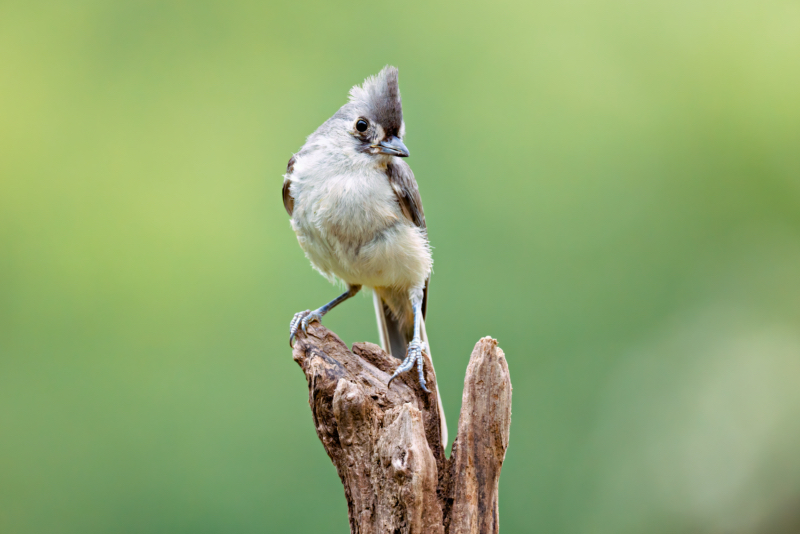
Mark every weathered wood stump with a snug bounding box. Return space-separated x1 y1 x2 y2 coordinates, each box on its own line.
292 323 512 534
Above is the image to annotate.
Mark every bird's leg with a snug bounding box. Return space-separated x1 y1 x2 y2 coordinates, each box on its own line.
388 287 429 392
289 284 361 346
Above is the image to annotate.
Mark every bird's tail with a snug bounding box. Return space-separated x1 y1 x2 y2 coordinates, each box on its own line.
373 291 448 446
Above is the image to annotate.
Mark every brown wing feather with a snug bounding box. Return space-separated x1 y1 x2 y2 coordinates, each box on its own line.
282 155 296 216
386 159 429 318
386 160 426 229
282 179 294 216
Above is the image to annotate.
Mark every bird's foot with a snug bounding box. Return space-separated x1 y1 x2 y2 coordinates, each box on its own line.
289 309 324 347
387 338 429 393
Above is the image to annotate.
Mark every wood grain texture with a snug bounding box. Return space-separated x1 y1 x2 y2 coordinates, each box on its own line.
292 323 512 534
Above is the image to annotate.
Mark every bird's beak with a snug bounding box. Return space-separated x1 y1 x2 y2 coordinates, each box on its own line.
376 136 410 157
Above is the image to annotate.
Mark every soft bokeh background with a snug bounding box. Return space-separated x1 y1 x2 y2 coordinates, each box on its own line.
2 1 800 532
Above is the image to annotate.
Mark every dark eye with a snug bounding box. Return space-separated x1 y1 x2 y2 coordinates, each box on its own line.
356 119 368 132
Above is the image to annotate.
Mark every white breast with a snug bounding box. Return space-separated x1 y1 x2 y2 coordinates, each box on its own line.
288 149 432 290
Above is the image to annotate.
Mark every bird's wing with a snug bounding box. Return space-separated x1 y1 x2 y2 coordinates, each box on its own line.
282 155 296 216
386 159 429 318
387 159 426 229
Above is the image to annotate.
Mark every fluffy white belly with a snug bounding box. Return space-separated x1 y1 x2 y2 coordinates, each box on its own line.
290 172 431 290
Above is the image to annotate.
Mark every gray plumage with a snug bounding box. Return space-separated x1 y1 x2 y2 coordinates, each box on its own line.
283 66 446 444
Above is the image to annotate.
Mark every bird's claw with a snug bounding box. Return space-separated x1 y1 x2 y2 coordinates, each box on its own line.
387 338 429 393
289 310 309 347
289 309 324 347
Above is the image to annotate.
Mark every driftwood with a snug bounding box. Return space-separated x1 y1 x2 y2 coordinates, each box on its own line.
292 323 512 534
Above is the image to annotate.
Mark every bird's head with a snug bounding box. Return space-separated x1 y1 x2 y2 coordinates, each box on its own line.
336 66 409 159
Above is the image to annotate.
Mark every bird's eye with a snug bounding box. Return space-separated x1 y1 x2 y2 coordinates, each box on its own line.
356 119 368 132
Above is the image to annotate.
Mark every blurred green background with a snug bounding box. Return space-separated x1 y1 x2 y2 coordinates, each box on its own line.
2 1 800 532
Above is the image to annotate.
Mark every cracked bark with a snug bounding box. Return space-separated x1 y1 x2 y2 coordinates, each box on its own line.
292 323 512 534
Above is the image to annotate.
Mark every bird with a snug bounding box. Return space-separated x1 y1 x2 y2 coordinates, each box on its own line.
282 66 447 443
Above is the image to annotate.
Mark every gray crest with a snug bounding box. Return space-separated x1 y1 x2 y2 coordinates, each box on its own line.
348 66 403 137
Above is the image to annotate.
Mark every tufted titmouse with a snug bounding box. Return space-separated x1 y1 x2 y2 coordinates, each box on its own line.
282 66 446 443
